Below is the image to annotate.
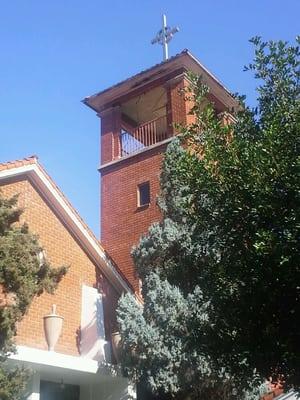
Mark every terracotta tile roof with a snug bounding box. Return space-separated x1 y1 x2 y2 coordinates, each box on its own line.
0 155 38 171
0 156 134 293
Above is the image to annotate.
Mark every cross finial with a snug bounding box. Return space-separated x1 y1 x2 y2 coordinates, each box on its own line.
151 14 179 61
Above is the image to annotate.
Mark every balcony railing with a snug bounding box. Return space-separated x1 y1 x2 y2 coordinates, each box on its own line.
120 115 168 157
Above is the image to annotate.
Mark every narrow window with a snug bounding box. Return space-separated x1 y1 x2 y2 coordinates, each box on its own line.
137 181 150 207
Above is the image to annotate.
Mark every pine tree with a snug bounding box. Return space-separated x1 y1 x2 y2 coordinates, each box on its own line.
117 37 300 398
0 193 67 399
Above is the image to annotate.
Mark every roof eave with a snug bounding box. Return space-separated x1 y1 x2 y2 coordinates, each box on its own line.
82 51 189 113
81 98 100 114
82 49 239 114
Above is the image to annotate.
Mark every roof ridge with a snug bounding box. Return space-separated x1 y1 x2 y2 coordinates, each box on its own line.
0 155 38 170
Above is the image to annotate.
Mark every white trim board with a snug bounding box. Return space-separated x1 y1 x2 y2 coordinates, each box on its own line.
10 345 99 374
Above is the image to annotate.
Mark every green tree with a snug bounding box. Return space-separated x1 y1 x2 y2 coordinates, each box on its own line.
117 36 300 398
0 193 67 399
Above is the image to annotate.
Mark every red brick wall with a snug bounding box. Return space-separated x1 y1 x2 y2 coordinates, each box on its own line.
101 107 121 164
0 177 119 356
167 77 188 127
100 76 190 292
101 146 167 292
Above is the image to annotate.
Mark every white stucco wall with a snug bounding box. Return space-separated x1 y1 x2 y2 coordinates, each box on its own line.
80 285 106 362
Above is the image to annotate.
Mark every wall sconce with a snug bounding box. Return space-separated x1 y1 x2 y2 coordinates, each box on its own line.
43 304 64 351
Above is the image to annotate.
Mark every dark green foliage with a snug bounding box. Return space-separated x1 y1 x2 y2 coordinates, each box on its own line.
118 272 261 400
118 36 300 398
0 193 67 399
0 368 29 400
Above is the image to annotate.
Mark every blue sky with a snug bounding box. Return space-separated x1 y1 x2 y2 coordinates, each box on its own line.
1 0 299 236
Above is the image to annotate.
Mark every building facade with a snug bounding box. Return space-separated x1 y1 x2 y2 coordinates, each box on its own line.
1 49 241 399
0 157 134 400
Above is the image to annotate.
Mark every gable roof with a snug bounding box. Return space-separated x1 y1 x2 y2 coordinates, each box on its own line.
83 49 239 114
0 156 133 294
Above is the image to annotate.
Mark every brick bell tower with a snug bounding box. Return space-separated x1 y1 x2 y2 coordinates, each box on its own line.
83 50 238 292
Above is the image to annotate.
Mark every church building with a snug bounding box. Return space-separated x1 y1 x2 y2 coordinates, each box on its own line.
1 44 245 399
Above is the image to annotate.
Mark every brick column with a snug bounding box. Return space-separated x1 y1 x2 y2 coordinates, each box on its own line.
99 106 121 165
165 74 189 133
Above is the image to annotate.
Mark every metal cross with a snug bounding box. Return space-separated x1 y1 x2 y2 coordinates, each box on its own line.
151 14 179 61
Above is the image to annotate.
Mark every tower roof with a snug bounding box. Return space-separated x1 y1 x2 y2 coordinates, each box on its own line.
83 49 239 114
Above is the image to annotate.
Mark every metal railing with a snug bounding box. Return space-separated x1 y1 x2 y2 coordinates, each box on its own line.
120 115 168 157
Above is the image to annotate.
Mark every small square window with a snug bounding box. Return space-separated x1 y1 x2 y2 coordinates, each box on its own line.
137 182 150 207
